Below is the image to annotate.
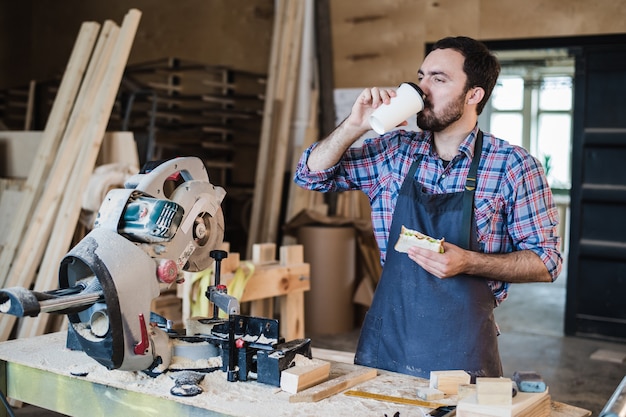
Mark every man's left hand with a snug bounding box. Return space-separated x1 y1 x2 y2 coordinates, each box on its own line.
407 241 468 279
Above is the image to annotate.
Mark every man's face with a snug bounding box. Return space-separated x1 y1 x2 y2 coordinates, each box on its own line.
415 48 470 132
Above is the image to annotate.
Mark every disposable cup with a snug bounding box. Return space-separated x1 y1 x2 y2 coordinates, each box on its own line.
368 82 425 134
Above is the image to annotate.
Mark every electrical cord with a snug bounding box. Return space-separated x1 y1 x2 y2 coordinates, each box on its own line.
0 388 16 417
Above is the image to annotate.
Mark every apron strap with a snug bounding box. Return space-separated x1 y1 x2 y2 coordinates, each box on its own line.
460 130 483 248
403 130 483 249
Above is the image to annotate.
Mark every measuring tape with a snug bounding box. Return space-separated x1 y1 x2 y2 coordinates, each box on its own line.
344 390 449 408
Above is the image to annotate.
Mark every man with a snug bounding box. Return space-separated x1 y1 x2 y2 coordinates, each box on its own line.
293 36 562 379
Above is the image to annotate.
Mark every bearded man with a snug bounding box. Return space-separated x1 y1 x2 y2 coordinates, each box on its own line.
293 36 562 379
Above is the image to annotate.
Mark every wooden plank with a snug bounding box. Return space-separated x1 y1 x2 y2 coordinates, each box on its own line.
0 20 118 342
280 357 330 394
20 9 142 340
24 80 36 130
0 21 100 290
284 87 320 227
220 263 310 302
280 289 305 340
0 189 23 250
289 366 377 403
261 0 305 244
247 0 289 257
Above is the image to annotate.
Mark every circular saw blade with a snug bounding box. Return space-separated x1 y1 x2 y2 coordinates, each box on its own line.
186 207 224 272
169 180 226 272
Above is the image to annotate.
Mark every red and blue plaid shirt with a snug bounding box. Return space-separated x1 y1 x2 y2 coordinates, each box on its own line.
294 126 562 305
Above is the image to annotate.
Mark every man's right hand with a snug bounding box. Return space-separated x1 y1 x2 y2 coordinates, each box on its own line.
306 87 399 172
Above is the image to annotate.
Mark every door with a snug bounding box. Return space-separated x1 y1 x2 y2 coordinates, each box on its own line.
565 41 626 341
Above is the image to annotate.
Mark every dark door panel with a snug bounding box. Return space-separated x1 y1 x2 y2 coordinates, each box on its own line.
566 42 626 341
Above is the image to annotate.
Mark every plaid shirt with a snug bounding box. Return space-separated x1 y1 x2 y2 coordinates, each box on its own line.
293 126 562 305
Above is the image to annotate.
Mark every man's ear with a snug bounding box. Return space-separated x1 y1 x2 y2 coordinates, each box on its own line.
467 87 485 105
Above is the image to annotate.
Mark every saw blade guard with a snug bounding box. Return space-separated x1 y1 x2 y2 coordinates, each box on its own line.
94 156 226 274
59 227 161 371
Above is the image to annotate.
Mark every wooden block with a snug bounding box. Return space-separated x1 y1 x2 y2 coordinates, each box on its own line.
221 252 240 274
279 244 303 265
477 377 513 406
456 390 551 417
150 293 183 328
280 356 331 394
429 370 470 395
458 383 476 401
252 243 276 264
416 386 444 401
289 366 377 403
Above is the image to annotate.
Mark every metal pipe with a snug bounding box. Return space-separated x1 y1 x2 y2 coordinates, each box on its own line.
39 292 103 313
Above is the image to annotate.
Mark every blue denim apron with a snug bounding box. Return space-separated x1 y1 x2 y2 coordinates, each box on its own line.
354 132 502 379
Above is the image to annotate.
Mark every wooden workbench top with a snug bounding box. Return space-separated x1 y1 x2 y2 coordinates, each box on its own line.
0 332 590 417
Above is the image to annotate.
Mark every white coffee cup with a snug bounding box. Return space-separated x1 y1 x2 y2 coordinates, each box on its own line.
368 82 425 134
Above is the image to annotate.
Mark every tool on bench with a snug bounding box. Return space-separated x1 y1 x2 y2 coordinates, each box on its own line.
512 371 546 393
0 156 311 391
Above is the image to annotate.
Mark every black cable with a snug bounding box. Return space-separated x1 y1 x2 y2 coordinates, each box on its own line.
0 388 16 417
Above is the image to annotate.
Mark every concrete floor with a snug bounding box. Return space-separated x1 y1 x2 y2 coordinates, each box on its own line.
8 264 626 416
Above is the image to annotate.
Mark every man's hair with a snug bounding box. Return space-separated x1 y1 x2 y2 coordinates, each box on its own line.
430 36 500 115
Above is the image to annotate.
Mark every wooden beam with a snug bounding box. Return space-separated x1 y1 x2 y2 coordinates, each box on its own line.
16 10 143 341
261 0 305 244
220 263 309 302
0 20 119 342
289 366 377 403
0 21 100 290
246 0 287 258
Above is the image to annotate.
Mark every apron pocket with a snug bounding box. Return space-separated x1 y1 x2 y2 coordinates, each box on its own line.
354 312 382 368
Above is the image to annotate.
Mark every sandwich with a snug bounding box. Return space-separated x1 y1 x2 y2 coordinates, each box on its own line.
394 225 444 254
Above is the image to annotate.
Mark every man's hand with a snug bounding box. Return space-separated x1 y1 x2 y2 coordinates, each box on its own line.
406 242 553 283
407 241 467 279
347 87 399 131
306 87 402 172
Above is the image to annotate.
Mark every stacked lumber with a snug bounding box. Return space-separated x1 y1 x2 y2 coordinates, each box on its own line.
0 9 142 342
246 0 310 257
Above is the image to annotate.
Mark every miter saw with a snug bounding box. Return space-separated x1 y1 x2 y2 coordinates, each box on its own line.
0 156 311 391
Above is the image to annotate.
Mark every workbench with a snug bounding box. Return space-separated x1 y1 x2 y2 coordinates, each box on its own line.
0 332 591 417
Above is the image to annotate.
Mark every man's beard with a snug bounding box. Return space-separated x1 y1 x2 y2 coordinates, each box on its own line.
416 91 466 132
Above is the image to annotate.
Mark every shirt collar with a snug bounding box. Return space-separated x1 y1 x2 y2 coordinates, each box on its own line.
459 125 481 159
417 125 481 159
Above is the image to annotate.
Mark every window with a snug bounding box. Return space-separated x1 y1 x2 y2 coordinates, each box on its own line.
479 50 574 190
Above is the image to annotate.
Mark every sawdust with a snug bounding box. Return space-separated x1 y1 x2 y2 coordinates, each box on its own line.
0 332 439 417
